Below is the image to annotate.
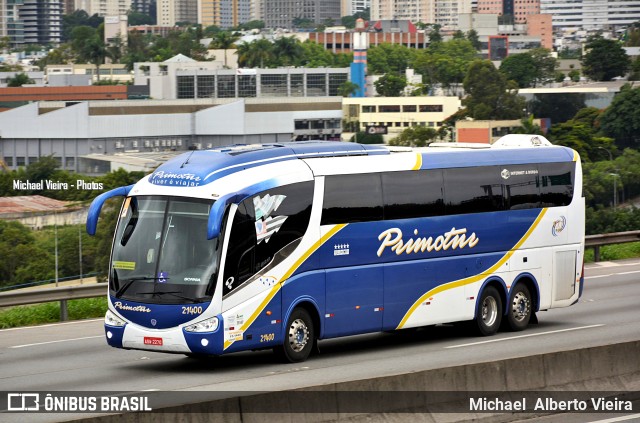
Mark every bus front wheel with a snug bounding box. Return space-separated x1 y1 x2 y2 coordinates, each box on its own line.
275 307 315 363
475 286 503 336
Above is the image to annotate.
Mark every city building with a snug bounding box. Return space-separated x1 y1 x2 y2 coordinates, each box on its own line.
130 0 154 15
342 0 370 17
45 63 133 84
477 0 541 24
104 14 128 47
456 118 547 143
459 12 550 52
540 0 640 31
75 0 132 17
303 31 429 53
0 97 343 173
156 0 197 26
4 0 63 48
134 58 350 100
199 0 252 29
261 0 341 29
0 85 129 111
342 96 462 142
371 0 435 24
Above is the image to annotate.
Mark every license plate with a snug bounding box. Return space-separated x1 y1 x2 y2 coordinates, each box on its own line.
143 337 163 346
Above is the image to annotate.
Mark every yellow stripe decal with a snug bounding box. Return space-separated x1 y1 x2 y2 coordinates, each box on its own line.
223 223 347 350
412 153 423 170
396 208 548 329
573 150 579 162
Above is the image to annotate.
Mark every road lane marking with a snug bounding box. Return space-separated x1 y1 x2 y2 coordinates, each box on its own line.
586 414 640 423
8 335 103 349
445 324 605 349
586 270 640 279
0 318 103 332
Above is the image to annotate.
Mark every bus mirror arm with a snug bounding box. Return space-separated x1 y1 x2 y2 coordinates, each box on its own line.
207 192 242 240
86 185 134 236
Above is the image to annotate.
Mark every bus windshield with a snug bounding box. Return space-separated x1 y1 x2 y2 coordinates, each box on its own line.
109 196 219 304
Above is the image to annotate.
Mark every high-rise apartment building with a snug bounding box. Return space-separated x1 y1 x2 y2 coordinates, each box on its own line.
75 0 132 17
131 0 154 15
371 0 473 30
341 0 370 17
4 0 63 47
199 0 251 28
540 0 640 30
157 0 197 25
477 0 540 24
261 0 341 29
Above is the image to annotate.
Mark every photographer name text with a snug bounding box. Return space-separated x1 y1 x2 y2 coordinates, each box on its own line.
13 180 103 191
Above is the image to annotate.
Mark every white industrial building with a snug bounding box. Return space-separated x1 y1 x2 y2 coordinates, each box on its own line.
0 97 343 174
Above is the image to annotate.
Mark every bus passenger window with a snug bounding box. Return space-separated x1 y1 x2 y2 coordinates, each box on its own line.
322 174 383 225
443 166 505 215
538 162 575 207
382 170 444 220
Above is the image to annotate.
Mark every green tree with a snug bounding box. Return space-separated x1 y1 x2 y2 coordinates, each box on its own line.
529 48 558 86
236 39 274 68
374 73 407 97
428 24 442 43
366 43 417 75
236 20 265 31
127 10 155 26
513 115 543 135
7 72 35 87
388 126 438 147
499 53 537 88
548 107 615 162
209 31 240 67
462 60 525 120
62 10 103 42
466 29 481 51
273 36 303 66
582 36 631 81
300 40 337 67
413 39 477 95
599 84 640 149
338 80 360 97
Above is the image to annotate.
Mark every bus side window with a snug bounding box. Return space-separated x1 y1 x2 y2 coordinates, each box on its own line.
538 162 575 207
253 181 313 272
321 174 383 225
223 201 256 296
382 170 444 220
443 166 505 215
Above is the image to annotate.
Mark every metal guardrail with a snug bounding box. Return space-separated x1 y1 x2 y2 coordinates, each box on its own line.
0 284 105 321
0 231 639 321
585 230 640 262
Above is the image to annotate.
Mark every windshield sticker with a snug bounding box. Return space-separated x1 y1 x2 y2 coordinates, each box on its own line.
120 197 131 218
253 194 286 220
113 261 136 270
158 271 168 283
255 215 288 244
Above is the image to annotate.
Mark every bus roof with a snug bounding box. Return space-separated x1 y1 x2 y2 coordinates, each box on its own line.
147 141 576 188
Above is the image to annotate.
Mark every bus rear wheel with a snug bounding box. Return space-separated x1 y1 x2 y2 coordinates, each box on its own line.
275 307 315 363
475 286 503 336
506 284 532 331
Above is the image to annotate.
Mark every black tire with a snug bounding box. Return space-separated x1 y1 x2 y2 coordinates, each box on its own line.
506 284 532 331
475 286 503 336
274 307 315 363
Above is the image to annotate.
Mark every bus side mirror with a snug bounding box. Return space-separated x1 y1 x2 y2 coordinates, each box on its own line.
207 193 236 240
86 185 134 236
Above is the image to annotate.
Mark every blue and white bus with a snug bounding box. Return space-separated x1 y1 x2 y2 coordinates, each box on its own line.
87 135 584 362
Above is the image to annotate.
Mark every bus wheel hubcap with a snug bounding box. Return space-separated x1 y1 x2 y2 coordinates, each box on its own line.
512 292 530 322
482 297 498 327
288 319 309 352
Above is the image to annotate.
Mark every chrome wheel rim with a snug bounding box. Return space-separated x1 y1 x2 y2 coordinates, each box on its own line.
511 291 530 322
288 318 309 353
482 296 498 327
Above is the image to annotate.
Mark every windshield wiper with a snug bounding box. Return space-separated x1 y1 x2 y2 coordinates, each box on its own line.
115 276 170 298
135 291 203 303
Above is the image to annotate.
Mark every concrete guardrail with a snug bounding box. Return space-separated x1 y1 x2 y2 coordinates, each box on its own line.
50 340 640 422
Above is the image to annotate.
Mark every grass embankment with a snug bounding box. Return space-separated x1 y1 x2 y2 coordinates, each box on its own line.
0 297 107 329
2 243 640 329
584 242 640 263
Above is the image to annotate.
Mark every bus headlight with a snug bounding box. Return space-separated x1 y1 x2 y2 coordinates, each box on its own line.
184 317 219 333
105 309 126 327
